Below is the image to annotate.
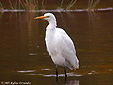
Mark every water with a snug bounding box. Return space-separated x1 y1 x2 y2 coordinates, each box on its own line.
0 11 113 85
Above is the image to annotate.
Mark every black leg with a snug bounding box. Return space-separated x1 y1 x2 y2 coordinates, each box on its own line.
64 65 67 80
56 64 58 81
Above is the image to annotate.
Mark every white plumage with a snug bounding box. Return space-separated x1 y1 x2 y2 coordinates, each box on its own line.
34 13 79 77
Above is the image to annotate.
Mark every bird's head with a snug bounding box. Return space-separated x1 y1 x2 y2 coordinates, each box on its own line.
34 13 57 25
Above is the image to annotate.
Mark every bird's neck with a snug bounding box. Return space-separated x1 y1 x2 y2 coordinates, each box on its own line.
47 20 57 30
49 19 57 26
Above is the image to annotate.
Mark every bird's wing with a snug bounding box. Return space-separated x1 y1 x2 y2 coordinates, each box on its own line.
55 28 79 69
56 28 76 54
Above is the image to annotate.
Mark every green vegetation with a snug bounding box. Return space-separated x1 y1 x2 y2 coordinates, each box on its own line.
88 0 100 11
0 0 39 10
0 0 111 11
66 0 78 10
0 2 3 9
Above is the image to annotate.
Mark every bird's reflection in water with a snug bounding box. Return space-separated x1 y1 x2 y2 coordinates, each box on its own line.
56 77 79 85
68 80 79 85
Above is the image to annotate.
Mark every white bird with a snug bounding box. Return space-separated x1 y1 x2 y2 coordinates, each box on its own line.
34 13 79 78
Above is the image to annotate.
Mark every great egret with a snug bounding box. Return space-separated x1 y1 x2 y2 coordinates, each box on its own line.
34 13 79 78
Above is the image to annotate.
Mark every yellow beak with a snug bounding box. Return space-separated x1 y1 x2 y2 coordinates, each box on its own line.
34 16 46 19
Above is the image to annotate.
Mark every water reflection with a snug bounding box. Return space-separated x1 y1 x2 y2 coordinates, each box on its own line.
17 70 36 73
56 79 79 85
17 69 80 85
67 80 79 85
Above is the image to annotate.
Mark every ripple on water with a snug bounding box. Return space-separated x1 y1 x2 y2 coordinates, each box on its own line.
41 69 51 71
36 72 82 77
29 53 38 56
108 69 113 72
17 70 36 73
88 70 97 75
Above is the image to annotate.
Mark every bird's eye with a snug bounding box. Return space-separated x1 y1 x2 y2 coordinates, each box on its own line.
46 16 50 18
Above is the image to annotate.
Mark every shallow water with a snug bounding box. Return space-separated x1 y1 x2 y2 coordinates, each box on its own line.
0 11 113 85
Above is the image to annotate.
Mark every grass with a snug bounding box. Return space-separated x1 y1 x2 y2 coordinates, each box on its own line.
0 0 39 11
92 0 100 9
58 0 100 11
8 0 14 9
88 0 100 11
66 0 78 10
59 0 64 9
0 0 105 12
0 2 3 9
19 0 38 10
42 0 46 10
88 0 93 10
